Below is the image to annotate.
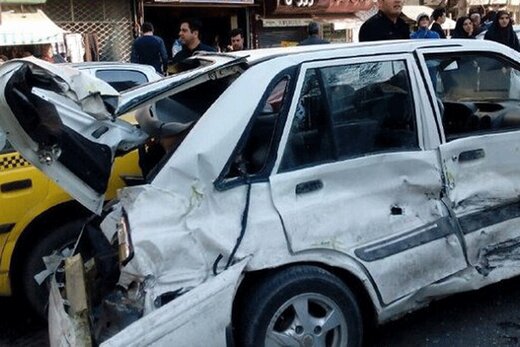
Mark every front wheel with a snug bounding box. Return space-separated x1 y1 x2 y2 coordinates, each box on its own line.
21 219 86 319
235 265 363 347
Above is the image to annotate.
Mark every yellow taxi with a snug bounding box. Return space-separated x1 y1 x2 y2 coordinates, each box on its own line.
0 61 160 317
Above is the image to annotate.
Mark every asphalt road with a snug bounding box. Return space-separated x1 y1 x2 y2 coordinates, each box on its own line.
0 297 48 347
1 276 520 346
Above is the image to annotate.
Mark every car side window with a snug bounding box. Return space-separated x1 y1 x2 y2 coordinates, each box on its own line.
95 69 148 92
426 53 520 141
279 60 418 172
223 77 290 179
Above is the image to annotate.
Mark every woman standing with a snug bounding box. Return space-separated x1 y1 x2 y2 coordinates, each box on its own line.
484 10 520 51
452 17 475 38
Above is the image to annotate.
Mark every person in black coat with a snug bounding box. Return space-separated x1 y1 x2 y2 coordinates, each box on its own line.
298 22 329 46
131 22 168 75
431 8 447 38
452 17 475 38
484 10 520 51
359 0 410 42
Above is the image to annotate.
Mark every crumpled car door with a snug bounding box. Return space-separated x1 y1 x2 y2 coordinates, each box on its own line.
423 49 520 274
270 56 468 304
0 55 246 214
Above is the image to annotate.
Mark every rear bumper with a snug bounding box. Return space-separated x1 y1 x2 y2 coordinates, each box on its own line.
48 258 249 347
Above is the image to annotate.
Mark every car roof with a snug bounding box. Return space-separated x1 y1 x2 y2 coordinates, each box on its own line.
63 61 159 74
195 39 501 67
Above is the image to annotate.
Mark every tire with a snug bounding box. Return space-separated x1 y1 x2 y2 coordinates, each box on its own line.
236 266 363 347
21 219 85 319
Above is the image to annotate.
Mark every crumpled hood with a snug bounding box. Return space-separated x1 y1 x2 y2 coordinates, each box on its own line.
103 182 251 313
0 57 120 119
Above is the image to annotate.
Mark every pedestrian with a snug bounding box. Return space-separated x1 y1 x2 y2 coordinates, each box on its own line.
411 13 440 39
430 8 447 38
359 0 409 42
298 22 329 46
172 19 216 64
484 10 520 51
227 28 247 51
130 22 168 75
482 10 497 30
470 12 485 36
40 44 65 63
452 17 475 39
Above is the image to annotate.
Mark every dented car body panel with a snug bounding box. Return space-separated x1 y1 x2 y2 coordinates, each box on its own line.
4 41 520 345
49 259 249 347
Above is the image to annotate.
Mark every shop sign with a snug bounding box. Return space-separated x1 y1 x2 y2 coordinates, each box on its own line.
262 18 312 27
282 0 315 7
154 0 254 4
273 0 373 15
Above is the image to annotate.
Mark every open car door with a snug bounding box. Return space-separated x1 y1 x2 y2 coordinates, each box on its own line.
0 55 246 214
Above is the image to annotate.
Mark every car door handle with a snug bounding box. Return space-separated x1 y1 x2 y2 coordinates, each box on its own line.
458 148 485 162
295 179 323 195
1 179 32 193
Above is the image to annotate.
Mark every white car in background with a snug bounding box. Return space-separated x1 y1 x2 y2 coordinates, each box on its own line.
2 40 520 346
0 60 160 319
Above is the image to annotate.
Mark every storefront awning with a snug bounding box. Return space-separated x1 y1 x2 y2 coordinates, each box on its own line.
402 5 456 30
0 0 46 3
0 9 66 46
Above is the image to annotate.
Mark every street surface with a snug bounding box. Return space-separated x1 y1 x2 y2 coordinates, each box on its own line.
1 276 520 346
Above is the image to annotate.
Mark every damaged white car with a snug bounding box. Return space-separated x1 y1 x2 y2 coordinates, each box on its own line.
2 40 520 346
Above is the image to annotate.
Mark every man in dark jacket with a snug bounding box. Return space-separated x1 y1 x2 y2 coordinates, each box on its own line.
359 0 410 42
298 22 330 46
130 22 168 75
430 8 447 38
172 19 216 64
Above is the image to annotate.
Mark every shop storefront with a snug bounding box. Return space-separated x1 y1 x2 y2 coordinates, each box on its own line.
0 0 67 60
138 0 254 55
43 0 134 62
0 9 65 57
256 0 374 47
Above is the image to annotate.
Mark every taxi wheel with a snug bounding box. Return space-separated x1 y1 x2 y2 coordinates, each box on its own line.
21 219 85 319
235 266 363 347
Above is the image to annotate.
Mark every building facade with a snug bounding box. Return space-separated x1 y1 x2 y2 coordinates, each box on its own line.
257 0 375 46
44 0 134 61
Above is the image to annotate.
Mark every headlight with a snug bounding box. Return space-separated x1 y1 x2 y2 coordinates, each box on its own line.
117 209 134 266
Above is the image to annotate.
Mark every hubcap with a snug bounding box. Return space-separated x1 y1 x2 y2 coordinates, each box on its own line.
264 293 348 347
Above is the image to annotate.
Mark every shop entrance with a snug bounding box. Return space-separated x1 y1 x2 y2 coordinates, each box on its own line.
144 5 249 57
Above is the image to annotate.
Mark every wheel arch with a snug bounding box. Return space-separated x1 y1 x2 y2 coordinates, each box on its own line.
232 261 378 335
7 200 90 296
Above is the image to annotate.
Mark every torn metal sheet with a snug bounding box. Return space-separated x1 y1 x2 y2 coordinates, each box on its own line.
49 280 85 347
101 259 248 347
2 57 119 119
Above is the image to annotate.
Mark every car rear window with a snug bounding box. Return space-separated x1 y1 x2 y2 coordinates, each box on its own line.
95 69 148 92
